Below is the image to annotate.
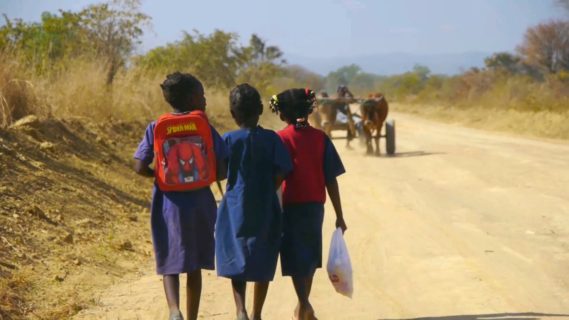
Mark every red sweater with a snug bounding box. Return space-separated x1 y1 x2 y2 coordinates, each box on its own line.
278 125 326 205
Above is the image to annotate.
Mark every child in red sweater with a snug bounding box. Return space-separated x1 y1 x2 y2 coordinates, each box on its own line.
271 88 348 320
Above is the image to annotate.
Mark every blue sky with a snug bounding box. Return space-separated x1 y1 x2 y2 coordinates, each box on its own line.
0 0 564 59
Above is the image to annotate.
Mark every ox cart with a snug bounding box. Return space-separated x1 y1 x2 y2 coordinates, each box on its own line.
309 96 396 155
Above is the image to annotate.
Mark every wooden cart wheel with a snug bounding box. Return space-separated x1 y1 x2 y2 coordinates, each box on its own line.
385 119 396 155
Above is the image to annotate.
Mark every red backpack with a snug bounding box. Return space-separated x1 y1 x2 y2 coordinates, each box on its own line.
153 111 216 192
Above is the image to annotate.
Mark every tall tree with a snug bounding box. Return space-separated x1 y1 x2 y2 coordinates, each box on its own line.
412 64 431 81
136 30 243 89
518 20 569 73
236 34 285 94
136 32 284 92
0 11 85 73
79 0 150 84
0 0 150 81
325 64 362 92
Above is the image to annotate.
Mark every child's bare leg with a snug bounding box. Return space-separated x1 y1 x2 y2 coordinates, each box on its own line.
304 276 317 319
186 269 202 320
305 276 314 297
231 280 249 319
163 274 181 316
251 281 269 320
292 276 316 320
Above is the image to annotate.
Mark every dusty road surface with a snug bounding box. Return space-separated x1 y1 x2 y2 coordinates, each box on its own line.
75 112 569 320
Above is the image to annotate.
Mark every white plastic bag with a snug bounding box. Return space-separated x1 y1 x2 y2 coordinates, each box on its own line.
326 228 353 298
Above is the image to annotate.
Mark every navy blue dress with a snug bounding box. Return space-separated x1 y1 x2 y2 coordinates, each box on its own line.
134 121 228 275
280 137 345 277
216 126 292 281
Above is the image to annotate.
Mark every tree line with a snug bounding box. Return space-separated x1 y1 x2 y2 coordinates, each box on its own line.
1 0 567 113
0 0 289 94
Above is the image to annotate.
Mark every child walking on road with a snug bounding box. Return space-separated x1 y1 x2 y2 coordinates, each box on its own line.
216 84 292 320
271 88 348 320
133 72 227 320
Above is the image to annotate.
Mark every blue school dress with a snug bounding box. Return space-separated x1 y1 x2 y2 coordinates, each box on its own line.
134 121 227 275
277 125 345 277
216 126 292 281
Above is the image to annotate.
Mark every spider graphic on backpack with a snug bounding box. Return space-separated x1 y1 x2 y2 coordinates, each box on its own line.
164 139 209 185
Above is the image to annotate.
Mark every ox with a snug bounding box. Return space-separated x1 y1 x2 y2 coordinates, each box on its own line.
360 93 389 155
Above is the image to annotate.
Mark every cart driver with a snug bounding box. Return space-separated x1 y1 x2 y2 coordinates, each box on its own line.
336 85 354 115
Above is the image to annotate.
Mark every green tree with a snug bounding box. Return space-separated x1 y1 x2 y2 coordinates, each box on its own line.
136 32 285 93
350 72 376 95
184 30 242 88
136 30 242 89
244 34 284 62
323 65 391 96
324 64 363 93
0 0 150 81
0 11 85 73
236 34 285 94
484 52 521 73
412 64 431 81
78 0 150 84
381 65 431 98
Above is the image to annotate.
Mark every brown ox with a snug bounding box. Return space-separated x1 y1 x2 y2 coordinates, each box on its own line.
360 93 389 155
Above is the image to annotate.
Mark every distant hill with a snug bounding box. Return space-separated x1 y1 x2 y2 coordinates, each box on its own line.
285 51 491 76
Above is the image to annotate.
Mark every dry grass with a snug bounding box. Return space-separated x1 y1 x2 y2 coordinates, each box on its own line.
0 58 50 127
393 72 569 140
2 51 567 138
0 117 155 319
0 58 169 124
0 272 30 320
393 102 569 140
0 53 283 132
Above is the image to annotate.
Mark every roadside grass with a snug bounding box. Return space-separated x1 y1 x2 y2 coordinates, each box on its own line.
393 103 569 141
0 53 282 132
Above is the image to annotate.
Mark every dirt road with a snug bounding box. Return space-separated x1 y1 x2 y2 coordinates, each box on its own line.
75 112 569 320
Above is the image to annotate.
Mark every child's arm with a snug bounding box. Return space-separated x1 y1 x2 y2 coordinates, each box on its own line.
212 127 229 182
275 174 285 210
134 159 154 178
326 177 347 233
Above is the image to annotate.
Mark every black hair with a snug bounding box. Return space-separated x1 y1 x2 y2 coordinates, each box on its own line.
229 83 263 125
160 72 203 111
269 88 316 128
337 85 353 98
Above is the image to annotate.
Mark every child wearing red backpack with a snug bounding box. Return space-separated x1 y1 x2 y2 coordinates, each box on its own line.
270 88 348 320
133 72 227 320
